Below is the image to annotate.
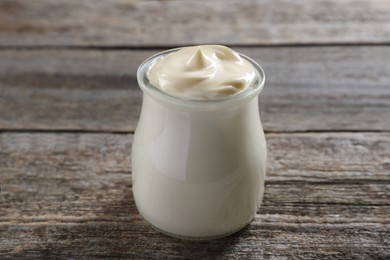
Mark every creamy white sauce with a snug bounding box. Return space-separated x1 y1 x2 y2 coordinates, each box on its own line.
133 45 266 239
148 45 256 100
132 96 266 238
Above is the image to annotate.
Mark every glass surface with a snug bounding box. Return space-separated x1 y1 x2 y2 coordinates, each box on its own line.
133 49 267 239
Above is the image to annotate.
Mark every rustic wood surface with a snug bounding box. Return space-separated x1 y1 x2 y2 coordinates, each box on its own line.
1 133 389 259
0 0 390 47
1 46 389 132
0 0 389 259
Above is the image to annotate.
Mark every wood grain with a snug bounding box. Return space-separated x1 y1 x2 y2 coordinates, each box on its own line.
1 1 389 258
1 46 389 132
1 132 389 259
0 0 389 47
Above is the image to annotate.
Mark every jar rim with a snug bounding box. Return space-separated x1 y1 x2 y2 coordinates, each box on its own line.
137 47 265 107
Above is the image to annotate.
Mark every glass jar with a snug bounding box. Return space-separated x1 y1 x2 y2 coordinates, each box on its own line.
132 49 266 240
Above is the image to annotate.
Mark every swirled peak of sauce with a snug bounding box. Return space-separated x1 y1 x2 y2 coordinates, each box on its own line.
147 45 256 100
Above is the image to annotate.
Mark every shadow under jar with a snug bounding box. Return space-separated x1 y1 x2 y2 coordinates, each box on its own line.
132 48 266 240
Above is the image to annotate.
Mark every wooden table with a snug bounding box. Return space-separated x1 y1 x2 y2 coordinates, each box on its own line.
1 1 389 259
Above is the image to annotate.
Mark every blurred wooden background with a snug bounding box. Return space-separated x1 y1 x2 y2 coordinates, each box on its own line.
0 0 389 259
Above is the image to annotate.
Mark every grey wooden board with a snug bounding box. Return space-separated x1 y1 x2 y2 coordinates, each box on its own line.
0 132 389 259
0 0 389 46
0 46 389 132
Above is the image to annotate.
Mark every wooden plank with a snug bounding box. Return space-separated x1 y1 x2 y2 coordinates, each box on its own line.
0 223 388 259
266 132 390 182
1 46 389 132
0 0 389 46
1 132 389 258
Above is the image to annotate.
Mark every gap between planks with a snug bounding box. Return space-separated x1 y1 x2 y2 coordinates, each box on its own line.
0 43 389 51
1 129 390 134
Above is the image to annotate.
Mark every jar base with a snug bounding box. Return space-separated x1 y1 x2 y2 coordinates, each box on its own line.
140 214 254 241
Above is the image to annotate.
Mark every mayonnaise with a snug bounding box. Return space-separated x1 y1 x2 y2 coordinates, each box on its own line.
147 45 256 100
133 45 266 239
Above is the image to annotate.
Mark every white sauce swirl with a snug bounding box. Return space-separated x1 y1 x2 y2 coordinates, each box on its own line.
148 45 256 100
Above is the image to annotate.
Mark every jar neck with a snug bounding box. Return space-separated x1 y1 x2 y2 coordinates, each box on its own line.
137 48 265 111
144 91 260 113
